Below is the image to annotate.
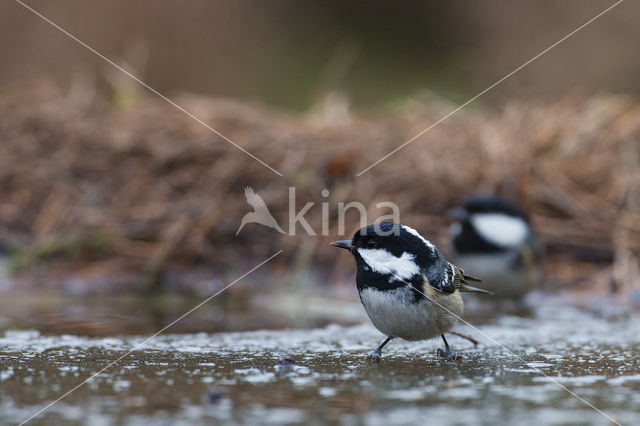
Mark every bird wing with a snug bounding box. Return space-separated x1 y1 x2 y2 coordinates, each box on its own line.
521 233 543 268
244 186 269 210
424 262 491 295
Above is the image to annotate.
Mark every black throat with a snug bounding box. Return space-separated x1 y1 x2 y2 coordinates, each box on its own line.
354 256 425 303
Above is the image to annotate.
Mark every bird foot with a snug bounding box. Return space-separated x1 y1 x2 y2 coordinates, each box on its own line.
366 350 382 363
437 347 462 361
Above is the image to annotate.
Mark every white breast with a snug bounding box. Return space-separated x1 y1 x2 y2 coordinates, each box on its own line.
450 251 538 298
359 286 463 341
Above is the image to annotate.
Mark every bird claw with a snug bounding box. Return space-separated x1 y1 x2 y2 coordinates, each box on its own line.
437 347 462 361
366 351 382 363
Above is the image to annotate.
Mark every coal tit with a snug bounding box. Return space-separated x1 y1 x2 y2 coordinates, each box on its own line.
332 222 490 362
449 196 542 299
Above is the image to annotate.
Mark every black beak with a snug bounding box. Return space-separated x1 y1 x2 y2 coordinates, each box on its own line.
331 240 353 250
448 207 468 222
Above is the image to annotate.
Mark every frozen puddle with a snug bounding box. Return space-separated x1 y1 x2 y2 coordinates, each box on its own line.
1 295 640 425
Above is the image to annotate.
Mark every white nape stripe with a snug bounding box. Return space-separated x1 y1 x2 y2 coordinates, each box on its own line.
401 225 435 251
357 248 419 280
470 213 528 248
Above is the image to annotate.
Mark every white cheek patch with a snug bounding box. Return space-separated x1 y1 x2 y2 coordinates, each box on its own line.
401 225 435 251
470 213 528 247
357 248 420 280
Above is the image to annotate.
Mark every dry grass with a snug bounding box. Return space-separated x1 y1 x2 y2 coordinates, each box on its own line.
1 81 639 294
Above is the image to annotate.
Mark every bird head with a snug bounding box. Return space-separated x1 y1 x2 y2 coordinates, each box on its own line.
332 222 442 284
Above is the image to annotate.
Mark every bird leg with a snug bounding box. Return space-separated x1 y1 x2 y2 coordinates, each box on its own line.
437 334 462 361
367 336 392 362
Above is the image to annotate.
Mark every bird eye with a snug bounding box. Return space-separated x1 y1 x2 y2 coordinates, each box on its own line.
366 240 377 248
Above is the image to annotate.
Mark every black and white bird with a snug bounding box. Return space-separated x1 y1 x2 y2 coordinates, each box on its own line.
449 196 541 299
332 222 490 362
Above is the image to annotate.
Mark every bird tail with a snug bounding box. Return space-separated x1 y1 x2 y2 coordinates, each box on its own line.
462 273 482 282
459 283 493 295
459 274 493 295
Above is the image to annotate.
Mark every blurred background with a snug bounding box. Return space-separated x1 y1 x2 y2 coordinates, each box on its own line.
2 1 640 109
1 0 639 334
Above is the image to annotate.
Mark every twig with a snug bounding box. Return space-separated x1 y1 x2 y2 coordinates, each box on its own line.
449 330 479 347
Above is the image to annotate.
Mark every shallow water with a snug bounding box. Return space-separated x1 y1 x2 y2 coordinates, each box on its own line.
1 293 639 425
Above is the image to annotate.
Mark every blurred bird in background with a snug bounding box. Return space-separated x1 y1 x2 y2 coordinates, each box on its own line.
449 196 542 300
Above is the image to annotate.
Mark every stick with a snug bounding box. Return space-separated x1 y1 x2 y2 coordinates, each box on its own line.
449 331 479 347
